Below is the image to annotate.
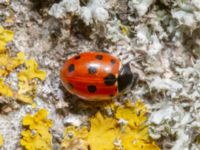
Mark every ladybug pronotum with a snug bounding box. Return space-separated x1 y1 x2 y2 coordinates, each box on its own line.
60 52 138 101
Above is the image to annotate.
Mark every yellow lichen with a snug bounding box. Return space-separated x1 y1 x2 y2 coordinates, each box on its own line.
0 133 3 147
87 112 120 150
15 93 34 104
115 100 147 128
0 52 25 77
61 112 120 150
0 26 14 53
16 74 36 104
6 52 25 72
115 101 159 150
61 126 88 150
0 79 13 97
18 59 46 81
120 23 129 35
0 52 25 78
0 26 46 104
20 109 53 150
0 53 9 66
0 69 7 77
61 100 160 150
16 58 46 103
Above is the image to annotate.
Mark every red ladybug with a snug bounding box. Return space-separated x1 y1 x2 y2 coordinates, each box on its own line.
60 52 138 101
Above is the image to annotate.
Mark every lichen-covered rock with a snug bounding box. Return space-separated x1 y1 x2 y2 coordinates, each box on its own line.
1 0 200 149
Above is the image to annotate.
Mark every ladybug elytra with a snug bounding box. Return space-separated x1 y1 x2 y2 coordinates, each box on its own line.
60 52 138 101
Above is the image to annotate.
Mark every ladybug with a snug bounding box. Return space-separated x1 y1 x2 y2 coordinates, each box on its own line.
60 51 138 101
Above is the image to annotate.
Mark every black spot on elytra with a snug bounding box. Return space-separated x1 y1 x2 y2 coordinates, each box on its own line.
88 85 96 93
68 64 75 72
88 66 97 74
74 55 80 60
104 73 116 86
96 55 103 60
111 59 116 64
110 94 114 97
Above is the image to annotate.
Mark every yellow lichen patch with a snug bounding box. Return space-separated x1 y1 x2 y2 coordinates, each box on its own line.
0 26 46 104
120 23 129 35
0 133 3 147
0 53 9 66
0 52 44 103
115 101 159 150
0 52 25 77
16 58 45 103
61 101 160 150
120 125 159 150
115 100 147 128
20 109 53 150
18 59 46 81
16 75 36 104
0 54 9 77
87 112 120 150
61 126 88 150
16 93 34 104
0 69 7 77
6 52 25 72
0 26 14 53
0 79 13 97
61 113 120 150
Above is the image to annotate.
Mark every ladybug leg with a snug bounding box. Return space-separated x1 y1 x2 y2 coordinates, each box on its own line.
131 73 139 89
125 54 146 65
88 48 110 54
133 55 146 62
100 48 109 53
91 49 109 53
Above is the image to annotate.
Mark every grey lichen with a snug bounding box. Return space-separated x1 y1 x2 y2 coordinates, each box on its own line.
49 0 109 25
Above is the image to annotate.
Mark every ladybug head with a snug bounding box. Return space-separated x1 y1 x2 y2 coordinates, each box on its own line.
117 63 139 93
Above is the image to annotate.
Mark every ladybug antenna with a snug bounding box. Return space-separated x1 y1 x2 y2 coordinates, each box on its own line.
126 55 146 65
64 51 81 58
